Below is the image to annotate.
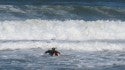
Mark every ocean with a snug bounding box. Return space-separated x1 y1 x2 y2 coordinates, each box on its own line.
0 0 125 70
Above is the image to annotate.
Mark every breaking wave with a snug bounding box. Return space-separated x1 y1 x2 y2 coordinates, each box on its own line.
0 19 125 51
0 19 125 40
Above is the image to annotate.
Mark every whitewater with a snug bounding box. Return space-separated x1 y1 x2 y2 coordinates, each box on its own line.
0 0 125 70
0 19 125 70
0 19 125 51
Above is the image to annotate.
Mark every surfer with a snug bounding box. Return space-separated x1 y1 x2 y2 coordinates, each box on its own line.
45 48 60 56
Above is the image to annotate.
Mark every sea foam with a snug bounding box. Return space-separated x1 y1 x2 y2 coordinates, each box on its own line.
0 19 125 51
0 19 125 40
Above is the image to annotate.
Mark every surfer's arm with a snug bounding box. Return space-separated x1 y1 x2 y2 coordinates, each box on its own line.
45 50 49 54
56 51 60 54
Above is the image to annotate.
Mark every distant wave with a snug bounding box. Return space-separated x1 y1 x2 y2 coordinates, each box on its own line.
0 0 125 5
0 5 124 20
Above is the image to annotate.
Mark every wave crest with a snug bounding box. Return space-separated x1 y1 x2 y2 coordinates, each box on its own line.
0 19 125 40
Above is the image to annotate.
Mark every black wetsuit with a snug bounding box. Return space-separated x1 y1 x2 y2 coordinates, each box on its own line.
45 49 60 56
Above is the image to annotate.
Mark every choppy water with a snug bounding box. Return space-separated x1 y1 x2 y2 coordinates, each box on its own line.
0 49 125 70
0 0 125 70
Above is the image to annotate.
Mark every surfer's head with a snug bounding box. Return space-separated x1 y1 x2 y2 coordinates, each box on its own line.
52 47 56 50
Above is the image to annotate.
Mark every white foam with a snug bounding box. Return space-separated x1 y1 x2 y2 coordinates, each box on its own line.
0 19 125 51
0 19 125 40
0 40 125 51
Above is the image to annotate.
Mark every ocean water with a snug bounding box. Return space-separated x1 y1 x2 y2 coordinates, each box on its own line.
0 0 125 70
